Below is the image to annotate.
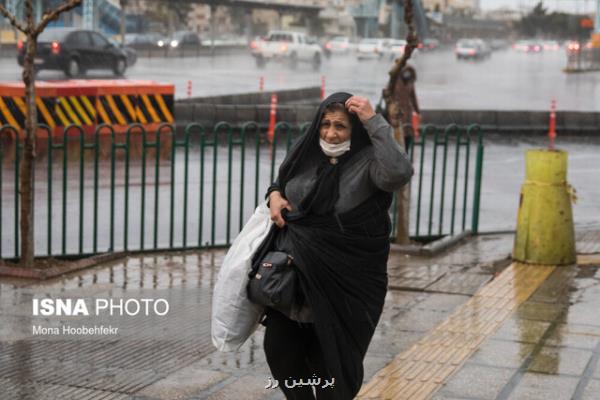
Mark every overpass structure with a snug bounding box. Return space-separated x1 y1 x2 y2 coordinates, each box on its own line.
2 0 427 44
349 0 428 39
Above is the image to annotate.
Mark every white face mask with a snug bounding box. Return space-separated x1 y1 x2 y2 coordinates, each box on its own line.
319 138 351 158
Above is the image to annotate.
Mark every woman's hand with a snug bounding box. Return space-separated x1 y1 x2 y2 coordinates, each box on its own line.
345 96 376 124
269 191 292 228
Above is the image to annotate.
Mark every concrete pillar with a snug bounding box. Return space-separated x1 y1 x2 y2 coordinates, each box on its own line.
82 0 95 30
390 0 402 39
120 0 126 45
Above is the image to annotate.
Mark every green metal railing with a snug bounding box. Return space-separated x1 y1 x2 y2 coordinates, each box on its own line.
0 121 484 260
400 123 484 240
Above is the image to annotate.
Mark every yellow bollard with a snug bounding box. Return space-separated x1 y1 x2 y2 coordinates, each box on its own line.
513 149 576 265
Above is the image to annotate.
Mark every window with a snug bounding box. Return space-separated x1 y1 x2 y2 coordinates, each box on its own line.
67 32 92 47
90 32 110 48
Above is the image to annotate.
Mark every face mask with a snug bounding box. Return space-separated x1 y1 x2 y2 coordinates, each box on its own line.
319 138 351 158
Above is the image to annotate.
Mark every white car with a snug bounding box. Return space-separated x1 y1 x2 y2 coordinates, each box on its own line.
324 36 354 55
455 38 491 60
250 31 323 70
356 38 386 60
386 39 409 60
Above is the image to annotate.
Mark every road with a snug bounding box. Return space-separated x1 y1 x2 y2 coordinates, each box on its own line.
1 47 599 111
1 48 599 258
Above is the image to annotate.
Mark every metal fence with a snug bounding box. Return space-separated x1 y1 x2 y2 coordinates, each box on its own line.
0 122 484 260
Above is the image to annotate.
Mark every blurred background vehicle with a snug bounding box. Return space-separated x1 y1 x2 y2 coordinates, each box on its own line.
356 38 386 60
168 31 201 50
324 36 355 56
542 40 561 51
565 40 592 54
386 39 407 60
513 40 543 53
250 31 322 70
124 32 165 50
420 38 440 51
455 38 491 60
17 27 130 77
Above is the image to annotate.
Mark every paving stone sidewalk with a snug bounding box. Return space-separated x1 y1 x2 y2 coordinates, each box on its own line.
0 230 598 399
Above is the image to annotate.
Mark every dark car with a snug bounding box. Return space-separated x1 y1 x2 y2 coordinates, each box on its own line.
168 31 201 49
17 28 130 77
125 32 165 50
108 38 137 67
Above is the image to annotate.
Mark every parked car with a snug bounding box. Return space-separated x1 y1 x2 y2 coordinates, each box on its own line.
356 38 386 60
250 31 323 70
324 36 355 55
17 27 130 77
455 38 491 60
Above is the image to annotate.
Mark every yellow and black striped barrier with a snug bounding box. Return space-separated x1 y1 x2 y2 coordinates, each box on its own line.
0 80 174 135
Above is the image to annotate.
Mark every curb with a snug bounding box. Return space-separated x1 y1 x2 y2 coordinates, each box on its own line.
390 230 472 256
0 252 126 280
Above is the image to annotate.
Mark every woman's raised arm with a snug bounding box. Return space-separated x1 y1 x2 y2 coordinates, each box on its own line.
364 114 413 192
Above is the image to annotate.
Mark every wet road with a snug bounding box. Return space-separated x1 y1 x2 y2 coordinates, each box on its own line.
1 48 600 111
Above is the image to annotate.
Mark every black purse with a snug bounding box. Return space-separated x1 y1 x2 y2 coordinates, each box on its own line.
247 250 297 311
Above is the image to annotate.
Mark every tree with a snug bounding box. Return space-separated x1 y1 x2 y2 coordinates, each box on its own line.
519 1 547 37
382 0 418 245
0 0 82 267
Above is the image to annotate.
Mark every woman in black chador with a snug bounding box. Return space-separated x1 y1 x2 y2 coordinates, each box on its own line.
259 92 413 399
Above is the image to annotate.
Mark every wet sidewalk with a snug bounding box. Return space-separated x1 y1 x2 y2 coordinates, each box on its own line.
0 231 598 399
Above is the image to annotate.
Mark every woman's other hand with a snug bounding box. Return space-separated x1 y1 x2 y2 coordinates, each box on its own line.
345 96 376 124
269 191 292 228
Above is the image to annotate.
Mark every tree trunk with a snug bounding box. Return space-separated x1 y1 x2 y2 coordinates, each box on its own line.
20 1 37 267
381 0 417 245
393 123 411 245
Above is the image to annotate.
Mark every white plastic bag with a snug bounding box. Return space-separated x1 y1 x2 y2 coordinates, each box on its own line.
211 201 272 352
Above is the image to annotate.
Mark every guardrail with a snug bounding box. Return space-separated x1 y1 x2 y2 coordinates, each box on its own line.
0 121 484 260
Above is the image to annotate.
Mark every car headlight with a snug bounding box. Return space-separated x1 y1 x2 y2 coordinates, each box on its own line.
170 40 179 48
157 40 164 47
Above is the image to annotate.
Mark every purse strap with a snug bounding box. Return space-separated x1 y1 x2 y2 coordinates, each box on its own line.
249 224 278 278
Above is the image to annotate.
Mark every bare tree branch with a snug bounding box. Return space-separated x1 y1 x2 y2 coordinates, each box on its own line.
384 0 418 101
33 0 82 36
0 5 28 33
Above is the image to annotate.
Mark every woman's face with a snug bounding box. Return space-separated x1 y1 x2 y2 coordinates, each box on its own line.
319 110 352 144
